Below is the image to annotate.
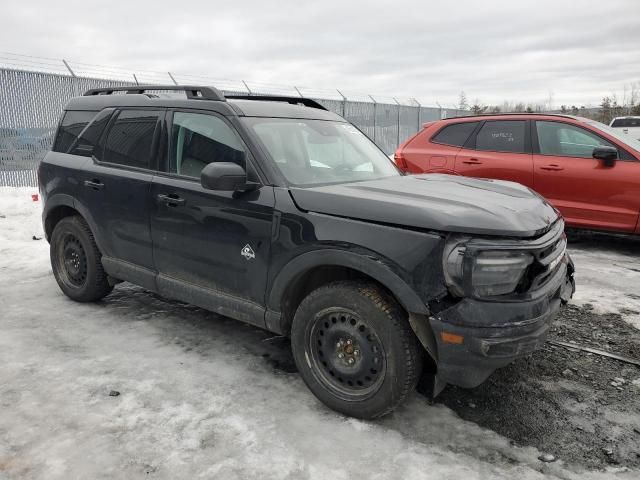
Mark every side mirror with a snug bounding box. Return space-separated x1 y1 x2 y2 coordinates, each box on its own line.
201 162 248 191
592 146 618 167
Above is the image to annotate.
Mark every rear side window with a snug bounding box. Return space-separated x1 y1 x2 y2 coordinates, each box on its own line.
68 109 113 158
431 122 478 147
52 110 97 153
611 118 640 128
475 121 526 153
102 110 160 169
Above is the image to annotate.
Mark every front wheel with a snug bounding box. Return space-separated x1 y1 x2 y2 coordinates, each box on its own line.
291 281 423 419
50 216 113 302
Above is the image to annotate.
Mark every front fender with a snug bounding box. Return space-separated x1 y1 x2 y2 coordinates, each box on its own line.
267 247 430 319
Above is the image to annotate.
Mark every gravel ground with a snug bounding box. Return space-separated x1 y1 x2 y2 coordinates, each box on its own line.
438 303 640 471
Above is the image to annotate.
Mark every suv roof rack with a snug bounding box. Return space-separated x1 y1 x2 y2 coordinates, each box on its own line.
83 85 226 101
225 95 328 111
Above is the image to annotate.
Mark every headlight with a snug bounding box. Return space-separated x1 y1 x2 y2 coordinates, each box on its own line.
444 240 533 297
472 251 533 296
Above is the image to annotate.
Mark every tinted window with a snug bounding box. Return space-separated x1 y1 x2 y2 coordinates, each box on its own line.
432 122 478 147
102 110 159 169
475 121 526 153
68 109 113 158
536 121 614 158
52 110 97 153
611 118 640 128
170 112 245 178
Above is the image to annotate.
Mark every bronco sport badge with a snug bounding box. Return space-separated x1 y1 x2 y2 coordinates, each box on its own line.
241 244 256 260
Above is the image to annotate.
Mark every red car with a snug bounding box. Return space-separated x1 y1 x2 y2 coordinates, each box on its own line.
394 114 640 234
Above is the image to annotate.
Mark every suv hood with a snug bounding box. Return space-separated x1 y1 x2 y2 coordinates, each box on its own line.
289 174 559 238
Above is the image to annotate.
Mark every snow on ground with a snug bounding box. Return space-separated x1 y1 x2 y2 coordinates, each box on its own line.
0 186 638 479
569 236 640 330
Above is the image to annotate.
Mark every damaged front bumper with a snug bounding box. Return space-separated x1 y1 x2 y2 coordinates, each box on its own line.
430 254 575 391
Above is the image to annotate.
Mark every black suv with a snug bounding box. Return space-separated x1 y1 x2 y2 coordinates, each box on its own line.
39 86 574 418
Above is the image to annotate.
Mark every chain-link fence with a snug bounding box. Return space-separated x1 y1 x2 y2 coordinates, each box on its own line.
0 64 468 187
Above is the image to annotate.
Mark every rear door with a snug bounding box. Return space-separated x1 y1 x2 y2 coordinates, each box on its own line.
454 120 534 187
532 120 639 232
79 108 161 270
401 121 479 173
150 110 275 325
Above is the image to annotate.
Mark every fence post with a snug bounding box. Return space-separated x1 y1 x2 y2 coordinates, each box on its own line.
62 59 76 77
336 89 347 117
393 97 401 150
413 98 422 132
168 72 178 85
368 95 377 142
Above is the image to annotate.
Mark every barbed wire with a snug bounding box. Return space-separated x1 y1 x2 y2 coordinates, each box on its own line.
0 51 461 109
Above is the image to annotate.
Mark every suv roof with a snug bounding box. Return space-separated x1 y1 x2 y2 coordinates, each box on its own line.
443 113 581 122
66 85 344 122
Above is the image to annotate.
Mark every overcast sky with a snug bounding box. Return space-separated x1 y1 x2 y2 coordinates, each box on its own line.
1 0 638 108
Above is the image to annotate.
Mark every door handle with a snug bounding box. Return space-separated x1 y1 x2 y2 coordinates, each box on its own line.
462 158 482 165
540 164 564 171
157 193 186 206
83 179 104 190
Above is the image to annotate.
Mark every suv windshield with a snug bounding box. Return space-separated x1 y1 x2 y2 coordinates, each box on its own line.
243 118 400 186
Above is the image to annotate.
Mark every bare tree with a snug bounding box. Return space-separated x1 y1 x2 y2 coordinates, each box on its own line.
470 99 488 115
458 91 469 111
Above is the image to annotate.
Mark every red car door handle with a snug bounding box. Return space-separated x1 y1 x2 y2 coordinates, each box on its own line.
540 164 564 171
462 159 482 165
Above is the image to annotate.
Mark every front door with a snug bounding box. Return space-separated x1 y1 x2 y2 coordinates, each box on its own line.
532 120 639 232
150 110 275 325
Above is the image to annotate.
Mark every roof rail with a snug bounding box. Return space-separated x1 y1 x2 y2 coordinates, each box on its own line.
225 95 328 111
83 85 226 101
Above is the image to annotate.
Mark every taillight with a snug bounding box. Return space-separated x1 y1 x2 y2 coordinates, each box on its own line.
394 150 408 171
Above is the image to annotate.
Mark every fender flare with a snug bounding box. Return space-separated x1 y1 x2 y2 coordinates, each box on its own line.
43 194 105 252
267 248 429 317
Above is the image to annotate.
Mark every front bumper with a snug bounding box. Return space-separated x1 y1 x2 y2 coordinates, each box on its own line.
430 254 574 389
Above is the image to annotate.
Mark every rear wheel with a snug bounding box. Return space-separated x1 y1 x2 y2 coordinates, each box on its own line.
50 216 113 302
291 281 423 419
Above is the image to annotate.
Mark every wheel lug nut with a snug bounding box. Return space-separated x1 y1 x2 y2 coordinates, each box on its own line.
338 353 344 359
346 339 352 345
354 349 359 356
348 358 355 364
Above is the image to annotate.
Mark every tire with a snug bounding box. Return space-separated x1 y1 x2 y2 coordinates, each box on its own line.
50 215 113 302
291 280 423 419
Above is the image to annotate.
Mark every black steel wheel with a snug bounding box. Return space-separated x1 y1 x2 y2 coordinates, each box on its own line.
50 216 113 302
57 233 88 288
291 281 423 419
309 308 386 400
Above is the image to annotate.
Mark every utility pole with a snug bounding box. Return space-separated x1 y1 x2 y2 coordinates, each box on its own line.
242 80 252 95
167 72 178 85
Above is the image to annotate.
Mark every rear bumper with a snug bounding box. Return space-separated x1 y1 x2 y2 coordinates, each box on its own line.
430 254 574 388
